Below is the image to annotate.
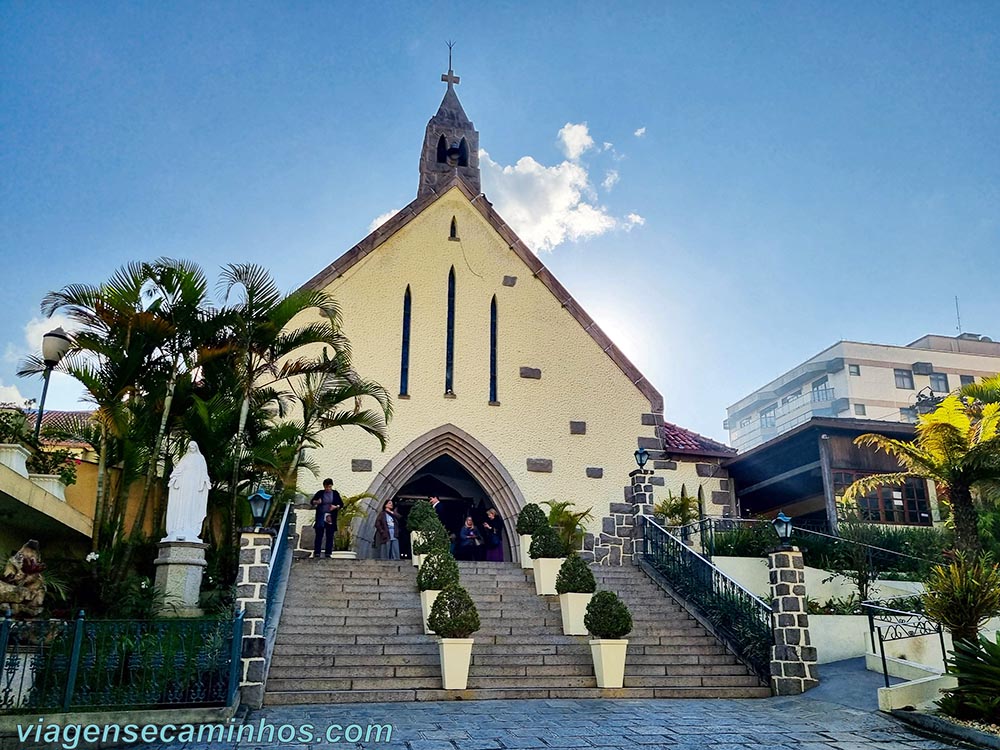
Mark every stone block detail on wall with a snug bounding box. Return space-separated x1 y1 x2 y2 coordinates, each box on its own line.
236 530 276 708
654 460 677 470
526 458 552 473
637 436 661 450
586 467 603 479
594 470 658 566
519 367 541 379
696 463 719 477
649 476 664 486
641 413 660 426
502 275 518 287
712 491 731 505
768 548 819 696
569 421 587 435
351 459 373 472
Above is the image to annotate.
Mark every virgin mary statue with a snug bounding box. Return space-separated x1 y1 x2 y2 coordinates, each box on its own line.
162 441 210 543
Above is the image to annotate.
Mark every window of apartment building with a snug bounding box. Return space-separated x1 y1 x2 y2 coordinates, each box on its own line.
833 471 931 526
849 364 861 376
960 374 976 387
929 372 949 393
760 405 777 428
900 406 918 423
854 403 866 416
781 390 802 405
739 417 752 428
894 368 914 389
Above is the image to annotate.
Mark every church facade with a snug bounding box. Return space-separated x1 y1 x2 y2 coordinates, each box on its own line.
292 66 735 562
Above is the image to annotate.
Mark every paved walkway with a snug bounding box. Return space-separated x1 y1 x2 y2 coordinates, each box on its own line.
131 660 958 750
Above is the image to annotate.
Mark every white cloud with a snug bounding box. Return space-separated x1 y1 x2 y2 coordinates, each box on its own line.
0 382 27 404
368 208 401 233
625 213 646 229
557 123 595 161
634 127 646 138
5 313 75 364
602 142 613 151
602 170 620 191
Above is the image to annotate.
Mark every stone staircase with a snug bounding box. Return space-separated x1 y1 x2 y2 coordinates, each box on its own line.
264 558 770 704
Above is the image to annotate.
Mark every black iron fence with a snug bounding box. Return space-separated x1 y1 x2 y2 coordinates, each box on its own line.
0 611 243 713
861 596 945 688
639 516 772 682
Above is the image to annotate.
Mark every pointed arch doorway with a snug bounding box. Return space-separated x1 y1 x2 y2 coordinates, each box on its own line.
355 424 526 561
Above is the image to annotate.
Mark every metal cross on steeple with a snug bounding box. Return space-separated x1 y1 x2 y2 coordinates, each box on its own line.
441 41 460 87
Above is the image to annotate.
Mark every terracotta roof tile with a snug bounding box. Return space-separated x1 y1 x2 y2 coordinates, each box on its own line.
660 421 735 457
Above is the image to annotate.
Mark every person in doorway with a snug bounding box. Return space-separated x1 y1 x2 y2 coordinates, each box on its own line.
375 499 401 560
430 496 458 554
310 478 344 558
457 516 483 561
481 508 504 562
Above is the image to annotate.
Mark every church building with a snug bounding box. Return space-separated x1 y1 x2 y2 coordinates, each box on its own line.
292 64 734 561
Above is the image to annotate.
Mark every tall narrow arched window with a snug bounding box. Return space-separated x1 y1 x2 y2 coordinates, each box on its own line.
489 295 498 403
445 267 456 394
458 137 470 167
400 286 411 396
449 216 458 240
436 135 448 164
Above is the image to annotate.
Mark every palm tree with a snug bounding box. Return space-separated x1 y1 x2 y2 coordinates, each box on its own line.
962 374 1000 407
843 395 1000 554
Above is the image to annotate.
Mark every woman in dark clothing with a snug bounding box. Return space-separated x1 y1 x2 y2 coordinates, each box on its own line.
457 516 482 561
374 499 402 560
482 508 504 562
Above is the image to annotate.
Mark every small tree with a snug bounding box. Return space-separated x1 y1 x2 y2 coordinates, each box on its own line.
584 591 633 639
417 551 460 592
653 486 700 528
414 515 451 556
427 584 481 639
555 554 597 594
516 503 548 535
923 553 1000 645
543 500 593 552
529 523 567 559
407 500 437 534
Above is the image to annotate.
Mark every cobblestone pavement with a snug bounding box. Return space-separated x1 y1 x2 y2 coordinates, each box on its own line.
195 696 963 750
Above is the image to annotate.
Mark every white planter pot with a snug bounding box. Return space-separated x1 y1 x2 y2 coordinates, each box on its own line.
590 639 629 688
0 444 31 478
519 534 533 569
28 474 67 501
330 551 357 559
412 553 424 568
532 557 565 596
438 637 474 690
559 592 593 635
420 589 442 634
410 531 425 566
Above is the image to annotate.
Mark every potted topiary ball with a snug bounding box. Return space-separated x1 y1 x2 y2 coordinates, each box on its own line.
412 515 450 568
585 590 633 688
417 550 460 634
516 503 548 570
427 583 481 690
555 554 597 635
407 499 437 564
529 523 567 596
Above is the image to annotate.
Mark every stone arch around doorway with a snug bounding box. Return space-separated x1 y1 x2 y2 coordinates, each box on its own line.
355 424 526 559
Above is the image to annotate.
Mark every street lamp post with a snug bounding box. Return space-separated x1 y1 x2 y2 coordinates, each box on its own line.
33 327 72 443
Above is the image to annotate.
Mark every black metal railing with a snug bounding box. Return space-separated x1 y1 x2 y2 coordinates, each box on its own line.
0 611 243 713
861 596 945 688
265 503 295 626
639 516 772 682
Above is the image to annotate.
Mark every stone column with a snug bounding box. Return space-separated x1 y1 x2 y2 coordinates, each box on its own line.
236 530 274 708
768 547 819 695
153 541 207 617
629 469 655 562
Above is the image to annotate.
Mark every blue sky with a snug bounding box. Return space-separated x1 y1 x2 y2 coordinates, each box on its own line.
2 2 998 443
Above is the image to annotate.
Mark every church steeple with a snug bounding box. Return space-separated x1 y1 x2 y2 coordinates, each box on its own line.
417 48 480 198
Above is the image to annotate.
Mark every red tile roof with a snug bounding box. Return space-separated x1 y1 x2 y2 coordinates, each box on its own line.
39 410 94 448
660 421 736 457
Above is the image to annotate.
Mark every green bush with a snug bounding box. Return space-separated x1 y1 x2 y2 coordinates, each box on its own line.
584 590 633 639
414 516 451 556
529 523 567 559
712 523 774 557
923 553 1000 644
427 584 481 639
806 594 862 615
26 448 79 486
543 500 593 552
555 554 596 594
407 500 437 534
516 503 548 535
417 551 460 592
937 632 1000 722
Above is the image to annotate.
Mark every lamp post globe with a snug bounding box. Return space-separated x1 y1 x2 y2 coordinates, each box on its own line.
634 447 649 470
33 327 73 442
772 511 793 549
248 489 274 529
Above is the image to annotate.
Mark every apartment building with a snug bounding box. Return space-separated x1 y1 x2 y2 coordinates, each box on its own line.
725 333 1000 453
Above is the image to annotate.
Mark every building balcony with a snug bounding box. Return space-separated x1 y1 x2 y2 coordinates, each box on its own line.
729 387 844 452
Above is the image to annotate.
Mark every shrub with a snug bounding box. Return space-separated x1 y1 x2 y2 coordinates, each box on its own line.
427 584 480 639
584 590 633 639
712 523 773 557
543 500 593 552
806 594 862 616
937 632 1000 722
923 553 1000 644
516 503 547 535
0 402 36 447
407 500 437 534
529 523 567 559
26 448 79 486
653 487 701 528
417 551 460 592
414 516 451 556
555 554 597 594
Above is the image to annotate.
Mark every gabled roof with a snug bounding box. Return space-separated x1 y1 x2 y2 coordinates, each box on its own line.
302 176 665 413
660 421 735 458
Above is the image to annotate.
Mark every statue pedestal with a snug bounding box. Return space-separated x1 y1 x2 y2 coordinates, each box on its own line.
154 541 208 617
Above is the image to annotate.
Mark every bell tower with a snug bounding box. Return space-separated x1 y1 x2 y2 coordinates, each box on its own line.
417 50 480 198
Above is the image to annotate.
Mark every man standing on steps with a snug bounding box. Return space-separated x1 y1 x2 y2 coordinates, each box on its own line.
310 478 344 558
